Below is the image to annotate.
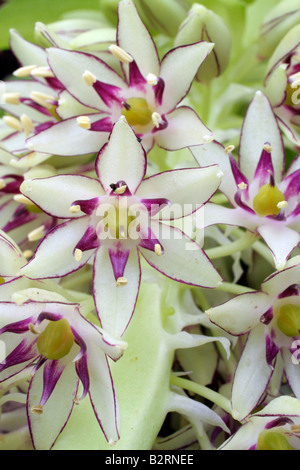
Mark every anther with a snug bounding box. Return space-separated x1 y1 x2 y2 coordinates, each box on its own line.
23 249 33 259
116 277 128 287
225 145 235 154
3 92 21 105
146 73 158 86
114 184 127 195
74 397 80 405
30 91 56 109
74 248 83 262
154 243 162 256
277 200 288 209
3 116 23 132
203 134 214 143
0 179 6 190
109 45 133 64
82 70 97 87
152 112 163 128
76 116 91 130
28 323 39 335
13 194 35 205
291 425 300 433
238 182 248 190
28 225 45 242
13 64 37 77
263 144 272 153
20 114 35 137
31 404 43 415
31 66 55 78
70 204 81 214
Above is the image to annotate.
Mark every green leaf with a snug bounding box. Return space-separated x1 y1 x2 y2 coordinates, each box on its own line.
0 0 101 50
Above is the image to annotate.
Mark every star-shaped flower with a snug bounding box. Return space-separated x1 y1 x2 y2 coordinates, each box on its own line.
19 118 222 338
191 91 300 270
25 0 214 157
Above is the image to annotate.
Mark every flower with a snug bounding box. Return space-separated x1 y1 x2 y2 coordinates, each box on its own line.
191 91 300 270
0 292 126 449
25 0 214 157
206 256 300 419
19 118 222 338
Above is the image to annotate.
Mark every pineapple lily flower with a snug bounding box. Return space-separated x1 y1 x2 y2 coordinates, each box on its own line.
0 294 127 449
25 0 215 157
192 91 300 270
19 118 223 338
206 256 300 420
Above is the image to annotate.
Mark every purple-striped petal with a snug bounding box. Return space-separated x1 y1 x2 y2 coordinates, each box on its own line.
39 360 66 406
75 353 90 400
90 116 114 133
253 146 275 187
129 60 147 89
108 247 130 281
75 225 100 253
265 333 279 370
93 80 123 107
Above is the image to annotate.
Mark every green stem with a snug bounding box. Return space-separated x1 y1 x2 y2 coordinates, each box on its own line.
217 281 255 295
230 227 274 266
205 231 258 260
170 375 233 417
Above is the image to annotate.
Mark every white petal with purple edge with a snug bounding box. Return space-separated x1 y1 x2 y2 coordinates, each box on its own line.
160 42 214 112
93 245 141 338
139 220 222 288
207 291 271 335
0 230 24 276
239 91 284 182
262 257 300 296
96 118 146 194
257 223 300 270
20 175 104 218
27 115 109 156
19 218 91 279
10 29 47 66
203 203 257 230
117 0 160 78
281 347 300 398
135 165 221 220
154 107 213 151
231 325 272 420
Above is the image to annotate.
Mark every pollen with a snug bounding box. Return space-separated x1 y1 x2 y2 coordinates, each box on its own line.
3 116 23 132
277 200 288 209
74 248 83 262
154 243 162 256
152 112 163 128
70 204 82 214
31 404 44 415
13 64 37 77
23 249 34 259
13 194 35 205
114 184 127 195
31 91 56 110
263 144 272 153
28 225 45 242
31 66 55 78
28 322 39 335
109 44 133 64
82 70 97 86
116 277 128 287
20 114 35 137
238 182 248 190
76 116 91 130
146 73 158 85
225 145 235 154
3 92 21 105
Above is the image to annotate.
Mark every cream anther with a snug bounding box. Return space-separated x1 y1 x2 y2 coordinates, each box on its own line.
31 66 55 78
154 243 162 256
28 323 39 335
3 92 21 105
75 248 83 262
20 114 35 137
82 70 97 86
203 134 214 143
13 64 37 77
263 144 272 153
152 112 163 128
109 45 133 64
146 73 158 85
76 116 91 130
70 204 82 214
225 145 235 154
13 194 35 205
3 116 23 132
28 225 45 242
277 200 288 209
116 277 128 287
238 182 248 190
114 184 127 195
23 250 33 259
31 91 56 109
31 405 43 415
0 179 6 190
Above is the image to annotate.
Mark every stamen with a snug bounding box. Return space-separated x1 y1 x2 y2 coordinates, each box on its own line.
23 249 33 259
30 91 56 110
31 66 55 78
13 194 35 205
291 425 300 433
70 204 82 214
154 243 162 256
225 145 235 154
146 73 158 86
0 179 6 190
74 248 83 262
20 114 35 137
116 277 128 287
203 134 214 143
31 404 43 415
263 144 272 153
82 70 97 87
3 116 23 132
74 397 80 405
28 323 39 335
3 92 21 105
238 182 248 190
76 116 91 130
152 112 163 128
277 200 288 209
13 64 37 77
28 225 45 242
109 44 133 64
114 184 127 195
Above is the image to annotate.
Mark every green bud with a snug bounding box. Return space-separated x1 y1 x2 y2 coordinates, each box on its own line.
37 319 75 360
276 304 300 337
135 0 189 36
257 430 294 450
252 183 285 217
175 4 231 83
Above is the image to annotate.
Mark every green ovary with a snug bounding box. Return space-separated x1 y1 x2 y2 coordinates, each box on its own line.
276 304 300 337
37 318 75 360
257 430 294 450
252 183 285 217
121 97 152 126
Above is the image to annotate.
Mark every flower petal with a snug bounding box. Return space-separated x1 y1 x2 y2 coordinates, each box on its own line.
139 220 222 288
0 230 24 276
154 106 214 151
10 29 47 66
93 245 141 338
20 175 104 219
257 223 300 270
96 118 146 194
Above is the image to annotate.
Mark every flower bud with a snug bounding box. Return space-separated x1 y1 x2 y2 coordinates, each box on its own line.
135 0 189 36
257 430 294 450
276 304 300 337
259 0 300 60
37 318 75 360
175 4 231 83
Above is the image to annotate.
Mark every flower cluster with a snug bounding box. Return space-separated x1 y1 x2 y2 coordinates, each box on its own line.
0 0 299 451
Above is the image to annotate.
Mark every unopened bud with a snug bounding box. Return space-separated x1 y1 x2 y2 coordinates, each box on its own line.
133 0 188 37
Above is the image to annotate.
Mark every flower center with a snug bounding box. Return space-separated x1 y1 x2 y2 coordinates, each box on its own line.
121 97 152 126
276 303 300 337
256 430 294 450
252 183 285 217
37 318 75 360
